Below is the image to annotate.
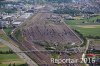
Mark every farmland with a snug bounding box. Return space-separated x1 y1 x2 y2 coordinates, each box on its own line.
65 15 100 37
70 25 100 37
0 42 25 66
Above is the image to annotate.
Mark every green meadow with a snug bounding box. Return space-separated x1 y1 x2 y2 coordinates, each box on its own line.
70 25 100 37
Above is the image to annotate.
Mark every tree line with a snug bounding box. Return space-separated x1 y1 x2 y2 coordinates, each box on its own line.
8 63 28 66
86 35 100 39
0 49 14 54
53 7 81 16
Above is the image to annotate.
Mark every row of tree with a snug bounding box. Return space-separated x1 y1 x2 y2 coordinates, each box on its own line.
53 8 80 16
8 63 28 66
0 49 14 54
86 35 100 39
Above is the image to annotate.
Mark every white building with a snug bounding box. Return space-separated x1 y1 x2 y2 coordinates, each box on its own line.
12 21 21 27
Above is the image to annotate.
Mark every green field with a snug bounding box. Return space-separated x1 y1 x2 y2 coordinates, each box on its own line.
0 42 25 66
0 46 9 52
0 54 20 61
70 25 100 37
65 15 100 37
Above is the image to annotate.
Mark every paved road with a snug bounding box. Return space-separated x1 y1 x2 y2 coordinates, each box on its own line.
82 40 90 66
85 40 90 54
0 38 38 66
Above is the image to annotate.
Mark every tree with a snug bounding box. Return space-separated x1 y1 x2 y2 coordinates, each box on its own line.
13 63 15 66
8 63 11 66
96 19 100 23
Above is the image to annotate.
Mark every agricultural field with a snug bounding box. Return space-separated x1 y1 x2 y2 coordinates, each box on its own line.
65 15 100 37
0 29 25 66
70 25 100 37
0 42 25 66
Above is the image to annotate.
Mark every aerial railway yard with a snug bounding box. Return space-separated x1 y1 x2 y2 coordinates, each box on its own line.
12 12 83 66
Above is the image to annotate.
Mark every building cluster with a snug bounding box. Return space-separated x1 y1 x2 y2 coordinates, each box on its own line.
0 10 33 28
0 1 47 28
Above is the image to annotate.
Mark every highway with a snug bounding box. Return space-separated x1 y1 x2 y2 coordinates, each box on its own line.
0 38 38 66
